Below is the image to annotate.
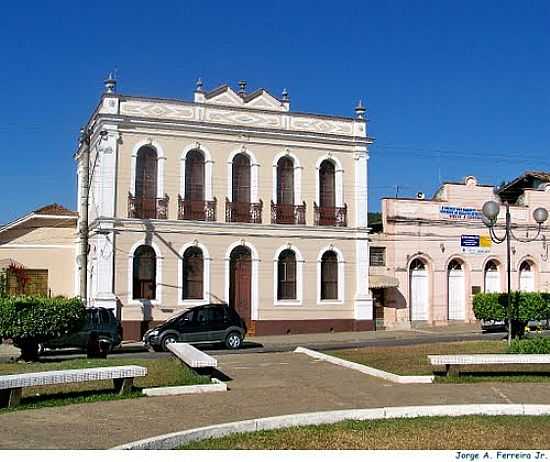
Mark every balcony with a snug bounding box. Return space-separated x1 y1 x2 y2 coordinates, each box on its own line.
128 193 169 220
225 198 263 224
314 203 347 227
271 201 306 225
178 195 217 221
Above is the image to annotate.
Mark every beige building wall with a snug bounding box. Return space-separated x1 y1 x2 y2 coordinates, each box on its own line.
0 218 77 297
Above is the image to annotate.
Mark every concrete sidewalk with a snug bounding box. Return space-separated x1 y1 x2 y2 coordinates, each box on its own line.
119 322 495 355
1 348 548 449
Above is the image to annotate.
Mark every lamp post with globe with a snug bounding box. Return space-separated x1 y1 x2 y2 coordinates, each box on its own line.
480 200 548 344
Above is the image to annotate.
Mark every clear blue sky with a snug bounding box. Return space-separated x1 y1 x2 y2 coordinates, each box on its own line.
1 1 550 223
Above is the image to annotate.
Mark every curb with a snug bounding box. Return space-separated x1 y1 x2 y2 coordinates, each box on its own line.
112 403 550 450
294 346 434 384
142 378 227 396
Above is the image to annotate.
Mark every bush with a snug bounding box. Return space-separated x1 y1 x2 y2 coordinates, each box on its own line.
507 336 550 354
0 296 86 360
473 292 506 321
473 291 550 322
473 291 550 339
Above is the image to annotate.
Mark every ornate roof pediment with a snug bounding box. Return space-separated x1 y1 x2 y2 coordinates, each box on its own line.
198 84 289 112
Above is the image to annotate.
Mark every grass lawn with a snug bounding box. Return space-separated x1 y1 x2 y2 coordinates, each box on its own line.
330 340 550 382
0 356 210 413
179 415 550 449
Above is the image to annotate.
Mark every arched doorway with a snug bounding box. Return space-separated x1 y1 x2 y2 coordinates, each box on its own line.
519 261 534 292
448 259 465 320
410 258 428 321
484 260 500 293
229 246 252 325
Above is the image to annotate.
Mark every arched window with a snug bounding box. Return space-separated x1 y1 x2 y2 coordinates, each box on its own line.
277 249 296 300
182 247 204 300
484 260 500 293
319 160 335 209
320 250 338 300
277 156 294 205
185 150 205 201
133 245 156 300
135 146 158 219
232 153 251 203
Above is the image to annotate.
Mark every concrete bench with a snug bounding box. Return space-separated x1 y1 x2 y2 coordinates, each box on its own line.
428 354 550 376
0 365 147 408
167 343 217 369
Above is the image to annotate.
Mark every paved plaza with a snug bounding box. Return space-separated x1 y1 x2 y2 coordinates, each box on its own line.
1 349 550 449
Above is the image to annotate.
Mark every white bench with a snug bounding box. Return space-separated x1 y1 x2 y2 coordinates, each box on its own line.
0 365 147 408
428 354 550 376
167 343 217 369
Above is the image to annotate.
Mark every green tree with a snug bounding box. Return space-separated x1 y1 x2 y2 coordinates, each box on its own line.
0 296 86 361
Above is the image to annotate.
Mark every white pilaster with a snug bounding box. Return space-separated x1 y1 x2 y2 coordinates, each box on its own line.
354 146 373 320
93 222 117 309
97 125 119 218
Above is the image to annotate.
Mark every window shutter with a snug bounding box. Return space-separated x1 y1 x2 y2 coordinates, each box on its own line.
321 251 338 300
319 160 335 208
185 150 205 201
232 154 251 203
133 245 157 300
277 249 297 300
183 247 204 300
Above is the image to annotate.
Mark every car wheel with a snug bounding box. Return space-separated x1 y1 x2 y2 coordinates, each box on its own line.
225 332 242 350
162 334 178 352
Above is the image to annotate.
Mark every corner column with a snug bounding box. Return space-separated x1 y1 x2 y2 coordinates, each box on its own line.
353 145 373 323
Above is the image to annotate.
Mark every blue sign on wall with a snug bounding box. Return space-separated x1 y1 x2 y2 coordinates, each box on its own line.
461 235 480 247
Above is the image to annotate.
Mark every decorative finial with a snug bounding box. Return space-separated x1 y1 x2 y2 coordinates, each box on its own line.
355 99 366 120
196 77 204 92
104 72 117 94
282 88 289 102
238 80 247 96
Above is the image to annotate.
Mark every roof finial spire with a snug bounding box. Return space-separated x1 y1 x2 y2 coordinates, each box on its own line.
355 99 366 120
281 88 289 102
196 77 204 93
104 72 117 94
238 80 247 97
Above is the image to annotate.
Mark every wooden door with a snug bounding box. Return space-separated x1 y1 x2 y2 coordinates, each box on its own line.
230 246 252 325
410 265 428 321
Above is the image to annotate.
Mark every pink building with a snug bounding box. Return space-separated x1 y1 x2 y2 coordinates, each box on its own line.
370 172 550 329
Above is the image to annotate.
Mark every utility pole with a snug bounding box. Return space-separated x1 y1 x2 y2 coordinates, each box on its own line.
79 127 91 304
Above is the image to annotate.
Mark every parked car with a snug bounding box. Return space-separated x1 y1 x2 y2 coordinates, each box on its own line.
143 303 247 351
481 319 550 332
40 307 122 354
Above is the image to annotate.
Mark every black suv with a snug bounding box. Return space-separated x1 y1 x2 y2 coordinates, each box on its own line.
143 303 247 351
41 307 122 354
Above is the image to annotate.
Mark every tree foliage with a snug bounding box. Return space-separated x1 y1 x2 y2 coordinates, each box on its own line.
0 296 86 360
473 292 550 322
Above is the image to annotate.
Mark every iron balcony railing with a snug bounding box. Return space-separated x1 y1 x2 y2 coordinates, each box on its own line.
271 201 306 225
225 198 263 224
128 193 169 220
314 202 347 227
178 195 217 221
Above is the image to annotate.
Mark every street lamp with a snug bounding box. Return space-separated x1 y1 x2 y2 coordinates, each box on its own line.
481 200 548 344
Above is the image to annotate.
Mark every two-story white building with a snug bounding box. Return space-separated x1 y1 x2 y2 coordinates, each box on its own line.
77 77 373 340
